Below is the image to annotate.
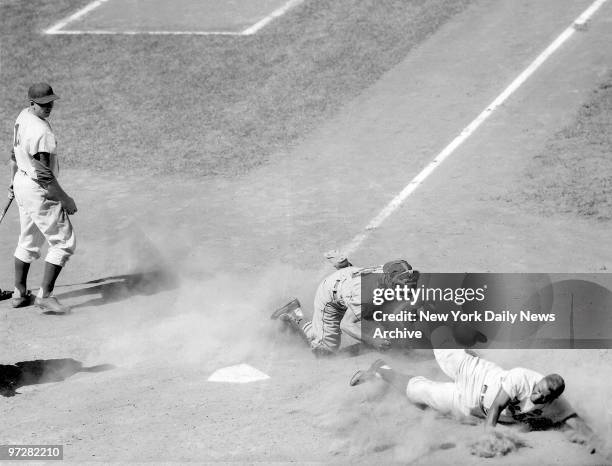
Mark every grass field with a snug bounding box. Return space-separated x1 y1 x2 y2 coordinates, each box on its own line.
1 0 474 177
520 73 612 221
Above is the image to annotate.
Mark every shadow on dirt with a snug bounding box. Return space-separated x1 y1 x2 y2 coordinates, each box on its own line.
56 270 178 309
0 358 115 397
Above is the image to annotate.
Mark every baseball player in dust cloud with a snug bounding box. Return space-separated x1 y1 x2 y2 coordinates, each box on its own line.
350 326 604 455
8 83 77 314
271 253 419 357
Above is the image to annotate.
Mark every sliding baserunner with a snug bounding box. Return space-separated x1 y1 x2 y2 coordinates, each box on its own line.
350 326 603 454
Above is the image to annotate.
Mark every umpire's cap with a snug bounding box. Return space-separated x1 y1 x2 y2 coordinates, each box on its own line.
28 83 60 104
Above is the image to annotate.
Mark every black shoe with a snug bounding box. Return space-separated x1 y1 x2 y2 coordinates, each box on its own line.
11 290 34 308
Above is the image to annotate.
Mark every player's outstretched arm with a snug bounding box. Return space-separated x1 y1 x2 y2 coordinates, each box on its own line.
341 312 391 351
563 414 602 455
340 312 390 351
485 388 511 430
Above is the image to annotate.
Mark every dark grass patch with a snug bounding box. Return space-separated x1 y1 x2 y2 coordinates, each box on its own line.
518 76 612 222
1 0 474 177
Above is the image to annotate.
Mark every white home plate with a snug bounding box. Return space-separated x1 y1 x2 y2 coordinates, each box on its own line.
207 364 270 383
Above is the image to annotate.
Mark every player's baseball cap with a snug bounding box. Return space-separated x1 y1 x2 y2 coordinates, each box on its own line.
28 83 59 104
324 250 352 269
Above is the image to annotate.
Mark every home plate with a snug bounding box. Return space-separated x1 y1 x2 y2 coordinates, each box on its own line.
208 364 270 383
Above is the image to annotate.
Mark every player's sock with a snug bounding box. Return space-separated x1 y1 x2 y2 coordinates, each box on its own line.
40 262 62 297
376 366 413 394
375 366 396 384
14 258 30 295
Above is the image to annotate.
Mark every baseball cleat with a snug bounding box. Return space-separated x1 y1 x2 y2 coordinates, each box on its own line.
11 290 34 308
1 289 13 302
349 370 368 386
349 359 388 386
270 298 303 320
35 295 71 315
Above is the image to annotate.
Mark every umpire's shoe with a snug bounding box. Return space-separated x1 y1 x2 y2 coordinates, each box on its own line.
270 298 303 320
35 295 71 315
349 359 388 386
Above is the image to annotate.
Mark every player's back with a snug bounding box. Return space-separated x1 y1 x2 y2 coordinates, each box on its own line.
13 108 58 177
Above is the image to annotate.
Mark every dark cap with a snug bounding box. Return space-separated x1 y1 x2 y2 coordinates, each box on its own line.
28 83 60 104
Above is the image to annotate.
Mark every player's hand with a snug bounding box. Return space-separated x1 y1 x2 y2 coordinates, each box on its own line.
565 429 596 453
565 429 586 444
62 196 78 215
8 185 14 200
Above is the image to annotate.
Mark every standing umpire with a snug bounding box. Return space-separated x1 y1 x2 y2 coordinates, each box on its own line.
8 83 77 314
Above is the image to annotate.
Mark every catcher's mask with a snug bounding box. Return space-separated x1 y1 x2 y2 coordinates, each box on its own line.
383 259 418 287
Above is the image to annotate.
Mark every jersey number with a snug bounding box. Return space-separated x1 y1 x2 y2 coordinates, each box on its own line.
13 124 20 147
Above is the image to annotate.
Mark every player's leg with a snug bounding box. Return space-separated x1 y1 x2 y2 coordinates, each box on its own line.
429 327 481 381
309 302 344 356
40 262 63 297
271 298 312 345
271 280 343 356
350 359 464 416
349 359 413 393
32 199 75 314
13 258 31 298
11 182 44 307
433 349 472 381
271 300 339 357
406 376 464 416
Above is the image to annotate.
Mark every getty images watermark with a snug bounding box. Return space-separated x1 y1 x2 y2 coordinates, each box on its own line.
361 273 612 349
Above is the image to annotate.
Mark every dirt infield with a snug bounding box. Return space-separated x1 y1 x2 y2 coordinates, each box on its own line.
1 0 612 464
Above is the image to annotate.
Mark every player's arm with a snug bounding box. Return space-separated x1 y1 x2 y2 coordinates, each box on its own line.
32 152 77 214
340 311 391 351
8 150 17 199
562 414 601 454
340 311 362 342
485 387 511 430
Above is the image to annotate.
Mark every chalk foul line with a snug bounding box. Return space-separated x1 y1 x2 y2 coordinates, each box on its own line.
342 0 610 256
44 0 304 35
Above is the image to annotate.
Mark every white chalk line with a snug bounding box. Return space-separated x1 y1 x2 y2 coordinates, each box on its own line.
44 0 304 35
341 0 610 257
45 0 110 34
46 30 243 36
242 0 305 35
